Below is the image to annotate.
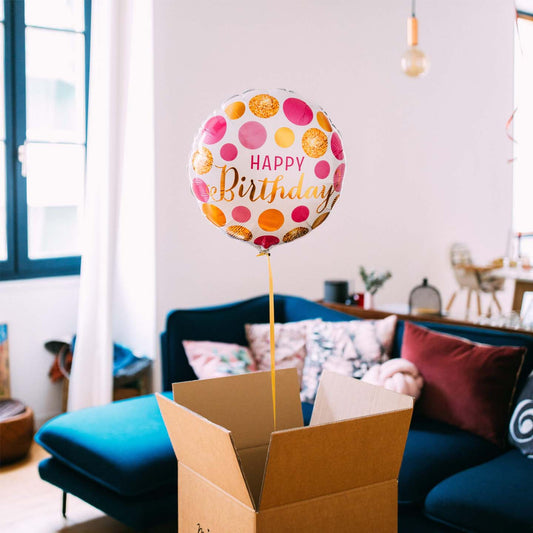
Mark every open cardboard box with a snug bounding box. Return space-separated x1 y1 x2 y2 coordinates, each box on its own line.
157 368 413 532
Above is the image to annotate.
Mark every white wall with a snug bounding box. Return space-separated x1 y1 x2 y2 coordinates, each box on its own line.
0 0 517 422
0 277 79 426
153 0 515 327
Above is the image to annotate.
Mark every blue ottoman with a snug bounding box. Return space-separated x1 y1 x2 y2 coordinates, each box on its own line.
425 449 533 532
35 393 176 531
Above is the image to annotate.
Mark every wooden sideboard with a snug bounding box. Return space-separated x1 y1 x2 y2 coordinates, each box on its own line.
317 301 533 337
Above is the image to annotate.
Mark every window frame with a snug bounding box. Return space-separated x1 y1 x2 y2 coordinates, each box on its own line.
517 11 533 22
0 0 91 281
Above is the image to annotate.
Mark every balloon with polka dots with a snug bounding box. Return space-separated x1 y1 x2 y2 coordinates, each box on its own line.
188 89 346 253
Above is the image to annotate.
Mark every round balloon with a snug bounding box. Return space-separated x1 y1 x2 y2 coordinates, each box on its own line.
188 89 346 252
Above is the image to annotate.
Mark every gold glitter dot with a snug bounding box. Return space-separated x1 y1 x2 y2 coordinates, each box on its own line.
312 212 329 229
227 225 253 241
192 146 213 175
283 227 309 243
302 128 328 158
249 94 280 118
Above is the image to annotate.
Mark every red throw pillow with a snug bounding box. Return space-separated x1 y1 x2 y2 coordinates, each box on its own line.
401 321 526 447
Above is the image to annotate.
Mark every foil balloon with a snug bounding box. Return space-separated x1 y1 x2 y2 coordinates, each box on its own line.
188 89 346 252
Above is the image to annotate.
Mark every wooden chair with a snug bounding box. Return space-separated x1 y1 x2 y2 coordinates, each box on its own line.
446 243 505 319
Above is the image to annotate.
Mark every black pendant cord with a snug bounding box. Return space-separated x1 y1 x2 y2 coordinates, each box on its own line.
412 0 416 18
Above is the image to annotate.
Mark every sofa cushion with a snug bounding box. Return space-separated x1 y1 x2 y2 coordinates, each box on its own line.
182 340 257 378
245 319 321 383
399 415 501 505
425 449 533 532
300 315 397 403
301 401 314 426
392 320 533 394
509 372 533 456
35 393 175 497
162 294 358 389
399 506 458 533
401 321 525 447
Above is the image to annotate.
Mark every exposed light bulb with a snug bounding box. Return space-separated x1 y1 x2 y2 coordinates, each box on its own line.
401 46 430 77
401 15 430 78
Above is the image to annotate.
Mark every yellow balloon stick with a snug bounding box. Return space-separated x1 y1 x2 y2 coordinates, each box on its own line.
258 251 277 431
267 253 277 431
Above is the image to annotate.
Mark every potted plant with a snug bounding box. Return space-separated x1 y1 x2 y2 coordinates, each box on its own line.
359 267 392 310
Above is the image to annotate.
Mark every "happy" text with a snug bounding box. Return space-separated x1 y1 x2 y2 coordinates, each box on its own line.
250 155 304 172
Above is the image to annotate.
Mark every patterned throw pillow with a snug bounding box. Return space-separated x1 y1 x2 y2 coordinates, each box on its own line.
182 340 257 379
300 315 397 403
245 319 322 383
509 373 533 457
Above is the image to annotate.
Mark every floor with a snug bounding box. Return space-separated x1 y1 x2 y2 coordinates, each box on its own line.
0 443 173 533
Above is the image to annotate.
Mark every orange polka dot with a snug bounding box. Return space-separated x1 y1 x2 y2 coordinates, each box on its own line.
258 209 284 231
202 203 226 227
317 111 332 132
225 101 245 120
275 127 295 148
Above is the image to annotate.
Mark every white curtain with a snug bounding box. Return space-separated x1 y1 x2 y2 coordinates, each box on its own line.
68 0 156 411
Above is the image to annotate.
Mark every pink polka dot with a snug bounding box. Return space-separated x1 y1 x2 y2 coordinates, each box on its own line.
314 160 330 179
220 143 238 161
331 132 344 160
232 206 251 223
334 163 345 192
283 98 313 126
192 178 210 203
238 121 267 149
254 235 280 250
201 116 227 145
291 206 310 223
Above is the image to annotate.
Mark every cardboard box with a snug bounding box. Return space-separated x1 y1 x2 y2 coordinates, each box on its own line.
157 368 413 532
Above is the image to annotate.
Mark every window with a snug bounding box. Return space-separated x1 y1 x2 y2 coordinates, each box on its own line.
513 6 533 261
0 0 90 280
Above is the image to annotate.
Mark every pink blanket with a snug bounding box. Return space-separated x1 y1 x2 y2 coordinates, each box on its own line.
362 358 424 400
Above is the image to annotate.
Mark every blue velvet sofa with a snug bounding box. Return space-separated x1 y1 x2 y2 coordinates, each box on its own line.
35 294 533 532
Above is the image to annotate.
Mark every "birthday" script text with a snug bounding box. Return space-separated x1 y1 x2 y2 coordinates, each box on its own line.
209 165 336 213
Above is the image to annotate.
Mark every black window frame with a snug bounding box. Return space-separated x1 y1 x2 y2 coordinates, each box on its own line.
0 0 91 281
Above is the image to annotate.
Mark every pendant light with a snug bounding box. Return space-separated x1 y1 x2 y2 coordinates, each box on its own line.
401 0 430 77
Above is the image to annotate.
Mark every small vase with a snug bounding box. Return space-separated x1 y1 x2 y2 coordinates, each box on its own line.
364 292 374 310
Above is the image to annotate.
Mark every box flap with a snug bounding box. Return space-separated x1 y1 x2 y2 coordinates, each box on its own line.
171 369 302 449
156 393 253 508
259 409 412 510
259 372 413 510
310 370 414 426
238 444 270 506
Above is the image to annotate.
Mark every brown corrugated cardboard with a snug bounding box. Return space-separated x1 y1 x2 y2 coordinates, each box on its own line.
310 370 414 425
157 390 253 507
157 368 413 532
